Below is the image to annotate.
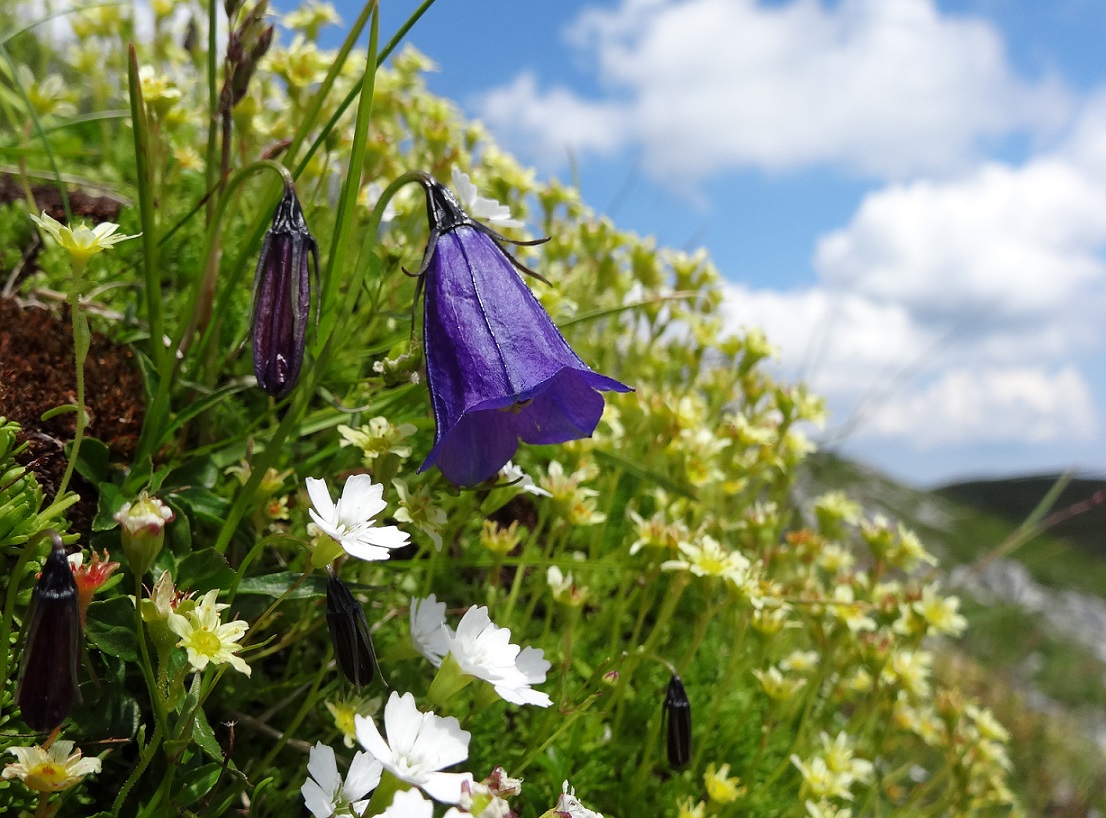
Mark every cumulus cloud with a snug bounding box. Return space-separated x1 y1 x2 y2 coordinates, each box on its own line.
479 0 1070 181
814 159 1106 323
867 366 1097 446
719 142 1106 450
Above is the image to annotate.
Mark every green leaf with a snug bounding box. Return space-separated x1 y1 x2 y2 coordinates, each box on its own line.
176 550 234 594
171 485 232 527
192 705 225 764
175 762 223 808
85 597 139 661
75 436 110 484
235 571 327 600
93 482 124 531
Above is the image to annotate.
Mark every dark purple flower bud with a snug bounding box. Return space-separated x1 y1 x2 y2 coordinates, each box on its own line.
325 569 377 688
17 533 81 732
664 673 692 768
414 176 632 485
252 182 317 399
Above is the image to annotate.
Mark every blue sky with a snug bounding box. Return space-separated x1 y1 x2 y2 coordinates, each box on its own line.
317 0 1106 487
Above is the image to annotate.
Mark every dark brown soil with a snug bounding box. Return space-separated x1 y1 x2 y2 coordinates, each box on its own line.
0 297 145 536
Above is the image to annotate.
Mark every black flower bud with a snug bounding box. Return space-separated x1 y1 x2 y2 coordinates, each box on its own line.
325 570 377 688
664 673 692 768
17 532 81 732
252 182 317 398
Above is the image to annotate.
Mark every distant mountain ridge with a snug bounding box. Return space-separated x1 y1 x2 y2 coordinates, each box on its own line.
935 475 1106 557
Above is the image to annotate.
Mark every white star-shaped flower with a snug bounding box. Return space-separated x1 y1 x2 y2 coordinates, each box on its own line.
451 168 524 229
355 692 472 803
444 607 552 708
410 594 450 667
306 474 410 562
301 741 381 818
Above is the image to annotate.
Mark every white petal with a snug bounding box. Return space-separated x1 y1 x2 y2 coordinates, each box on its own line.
412 711 470 771
494 680 553 708
305 742 340 796
300 778 335 818
411 595 450 666
420 770 474 804
342 751 382 801
337 474 386 524
382 691 423 760
305 478 337 522
354 713 392 766
353 524 411 550
516 646 550 684
378 787 436 817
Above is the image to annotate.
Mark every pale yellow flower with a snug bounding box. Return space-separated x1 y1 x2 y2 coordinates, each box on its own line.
883 649 932 699
818 732 874 785
912 584 967 636
677 796 706 818
791 754 853 801
168 589 251 676
30 211 140 266
3 741 100 793
338 417 417 465
547 564 588 607
326 696 382 749
392 478 447 551
479 519 523 555
661 536 751 587
753 666 806 702
966 704 1010 743
704 762 744 804
283 0 341 37
780 649 820 674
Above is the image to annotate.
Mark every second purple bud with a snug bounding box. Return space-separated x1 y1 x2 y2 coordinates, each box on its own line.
252 181 317 399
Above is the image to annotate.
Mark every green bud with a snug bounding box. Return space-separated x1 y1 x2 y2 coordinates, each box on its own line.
114 492 174 577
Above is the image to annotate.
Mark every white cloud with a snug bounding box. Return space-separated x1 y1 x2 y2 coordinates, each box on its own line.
814 158 1106 324
479 72 629 160
720 144 1106 449
867 365 1097 446
479 0 1070 181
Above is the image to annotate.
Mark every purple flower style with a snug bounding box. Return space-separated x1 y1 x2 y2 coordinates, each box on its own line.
252 182 318 399
413 175 631 485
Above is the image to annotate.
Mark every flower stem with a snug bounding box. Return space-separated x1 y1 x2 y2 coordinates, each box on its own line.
133 574 171 747
54 262 88 502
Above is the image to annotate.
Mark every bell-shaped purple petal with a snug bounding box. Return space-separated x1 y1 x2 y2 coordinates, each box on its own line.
419 222 630 486
252 185 317 399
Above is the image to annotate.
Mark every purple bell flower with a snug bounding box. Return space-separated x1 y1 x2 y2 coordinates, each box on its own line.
413 174 631 486
252 182 318 399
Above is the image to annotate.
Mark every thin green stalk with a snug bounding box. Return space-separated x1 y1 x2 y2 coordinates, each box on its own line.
205 0 218 226
112 723 164 815
54 267 89 502
127 45 167 375
133 574 171 744
316 6 380 349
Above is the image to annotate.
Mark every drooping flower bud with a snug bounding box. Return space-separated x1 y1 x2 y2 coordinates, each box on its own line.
17 533 82 732
252 182 318 399
664 673 692 769
411 171 631 486
114 492 174 577
326 569 377 688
